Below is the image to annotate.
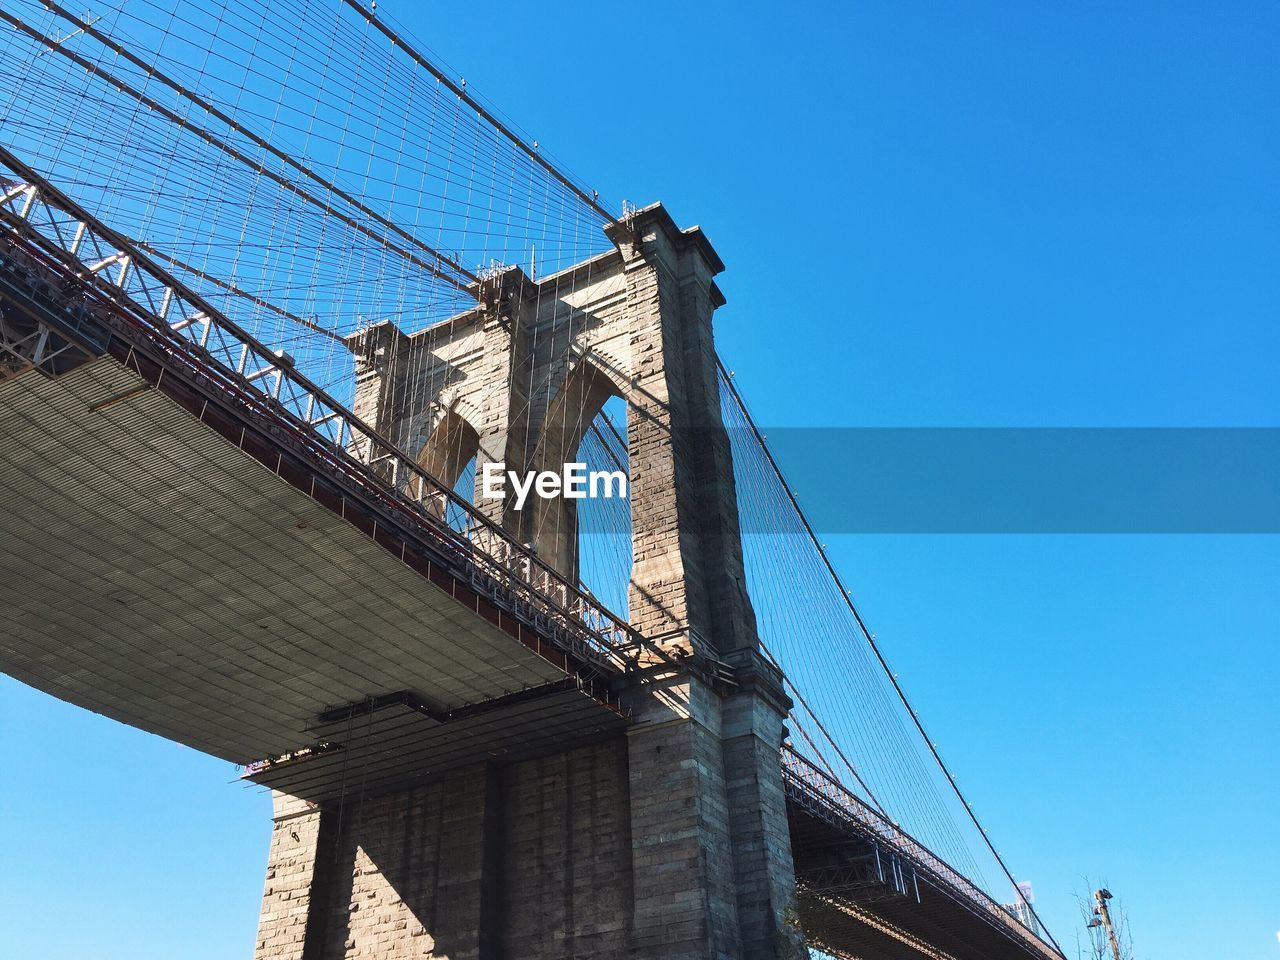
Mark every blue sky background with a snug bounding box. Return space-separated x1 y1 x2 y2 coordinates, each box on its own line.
2 1 1277 957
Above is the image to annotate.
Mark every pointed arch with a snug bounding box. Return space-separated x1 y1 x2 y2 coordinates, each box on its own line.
416 407 480 518
533 358 619 476
574 393 632 618
522 357 623 578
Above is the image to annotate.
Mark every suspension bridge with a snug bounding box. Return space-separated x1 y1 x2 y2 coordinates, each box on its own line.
0 2 1067 958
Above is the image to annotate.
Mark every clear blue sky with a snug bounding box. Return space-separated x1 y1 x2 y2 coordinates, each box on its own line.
2 1 1277 957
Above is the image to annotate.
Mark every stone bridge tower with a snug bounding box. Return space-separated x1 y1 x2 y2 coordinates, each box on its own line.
253 205 804 960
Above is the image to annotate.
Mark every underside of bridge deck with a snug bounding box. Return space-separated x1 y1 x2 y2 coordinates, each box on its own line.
0 351 618 765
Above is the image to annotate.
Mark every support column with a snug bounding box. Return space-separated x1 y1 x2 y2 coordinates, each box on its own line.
472 267 534 532
626 676 743 960
609 206 805 959
253 765 505 960
722 669 808 960
606 207 758 656
253 793 334 960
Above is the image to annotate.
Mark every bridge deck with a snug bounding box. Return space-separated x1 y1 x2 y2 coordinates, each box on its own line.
784 750 1061 960
0 355 592 761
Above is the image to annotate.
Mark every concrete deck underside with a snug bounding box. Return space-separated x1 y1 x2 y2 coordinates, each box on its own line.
0 356 573 763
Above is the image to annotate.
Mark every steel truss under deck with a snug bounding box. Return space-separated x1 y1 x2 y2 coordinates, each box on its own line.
784 748 1063 960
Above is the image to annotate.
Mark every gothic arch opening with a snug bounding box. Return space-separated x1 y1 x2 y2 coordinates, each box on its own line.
575 394 632 618
524 360 632 615
416 407 479 528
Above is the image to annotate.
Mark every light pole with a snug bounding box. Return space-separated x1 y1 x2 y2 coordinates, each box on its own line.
1086 888 1123 960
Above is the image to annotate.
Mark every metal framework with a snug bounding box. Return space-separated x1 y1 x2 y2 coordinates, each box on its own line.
0 287 92 381
782 747 1064 960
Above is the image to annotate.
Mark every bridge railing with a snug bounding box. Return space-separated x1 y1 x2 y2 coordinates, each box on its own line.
781 746 1062 959
0 145 673 680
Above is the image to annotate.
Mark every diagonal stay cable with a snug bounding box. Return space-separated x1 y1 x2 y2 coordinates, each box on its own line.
758 637 893 820
7 3 476 293
38 0 477 286
132 238 346 343
337 0 616 227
